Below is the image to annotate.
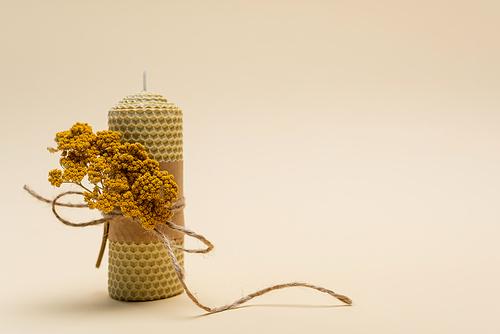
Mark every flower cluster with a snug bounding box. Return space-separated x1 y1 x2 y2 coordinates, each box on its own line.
48 122 178 230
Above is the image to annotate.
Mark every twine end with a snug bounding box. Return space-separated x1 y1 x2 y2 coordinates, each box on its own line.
336 294 353 305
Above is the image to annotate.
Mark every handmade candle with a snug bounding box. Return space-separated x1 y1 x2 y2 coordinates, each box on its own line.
107 91 185 301
25 74 353 310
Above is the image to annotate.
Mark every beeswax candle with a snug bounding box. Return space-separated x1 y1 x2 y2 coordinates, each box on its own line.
107 90 185 301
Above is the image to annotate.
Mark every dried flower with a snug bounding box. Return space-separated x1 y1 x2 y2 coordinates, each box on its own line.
48 122 178 230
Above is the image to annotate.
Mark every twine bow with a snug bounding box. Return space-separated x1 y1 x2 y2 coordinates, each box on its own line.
24 185 353 313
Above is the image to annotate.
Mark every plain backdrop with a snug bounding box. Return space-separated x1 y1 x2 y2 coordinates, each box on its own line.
1 1 499 333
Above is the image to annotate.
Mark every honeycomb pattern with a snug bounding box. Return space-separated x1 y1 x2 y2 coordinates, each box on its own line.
108 91 183 162
108 240 184 301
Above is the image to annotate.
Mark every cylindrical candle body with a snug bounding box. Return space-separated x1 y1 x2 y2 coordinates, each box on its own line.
107 91 185 301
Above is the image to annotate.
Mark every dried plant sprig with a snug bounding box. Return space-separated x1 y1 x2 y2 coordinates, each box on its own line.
48 122 178 230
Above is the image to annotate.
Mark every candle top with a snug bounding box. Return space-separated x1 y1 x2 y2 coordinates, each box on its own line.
109 91 182 115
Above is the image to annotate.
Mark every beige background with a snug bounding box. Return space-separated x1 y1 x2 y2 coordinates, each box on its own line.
1 1 499 333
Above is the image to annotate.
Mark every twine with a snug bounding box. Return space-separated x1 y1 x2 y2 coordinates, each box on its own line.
23 185 114 226
24 185 353 313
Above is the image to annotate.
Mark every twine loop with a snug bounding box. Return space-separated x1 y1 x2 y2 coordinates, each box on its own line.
24 185 353 313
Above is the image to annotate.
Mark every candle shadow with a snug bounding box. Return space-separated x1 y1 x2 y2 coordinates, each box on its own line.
22 291 191 320
19 290 353 320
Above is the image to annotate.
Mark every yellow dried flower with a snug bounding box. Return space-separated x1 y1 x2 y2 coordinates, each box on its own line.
48 169 63 187
48 122 179 230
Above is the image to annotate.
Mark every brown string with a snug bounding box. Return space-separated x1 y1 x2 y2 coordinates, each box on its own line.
152 227 353 313
23 185 88 208
24 185 353 313
95 221 109 268
164 221 214 254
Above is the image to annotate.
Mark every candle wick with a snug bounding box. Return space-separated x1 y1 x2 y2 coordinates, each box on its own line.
143 70 147 91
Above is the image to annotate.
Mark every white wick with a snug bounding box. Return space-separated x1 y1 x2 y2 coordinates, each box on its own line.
143 70 147 91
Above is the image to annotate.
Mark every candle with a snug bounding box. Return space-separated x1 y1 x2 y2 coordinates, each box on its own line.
106 87 185 301
25 76 354 311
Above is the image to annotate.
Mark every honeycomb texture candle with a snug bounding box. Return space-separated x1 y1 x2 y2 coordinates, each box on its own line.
108 91 183 162
107 91 185 301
